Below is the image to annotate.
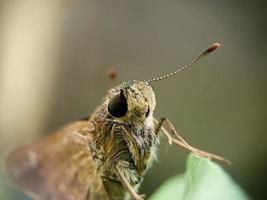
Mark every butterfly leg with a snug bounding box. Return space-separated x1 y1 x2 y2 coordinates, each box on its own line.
154 117 231 165
114 164 145 200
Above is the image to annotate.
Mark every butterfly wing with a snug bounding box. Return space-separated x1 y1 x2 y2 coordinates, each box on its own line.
6 120 109 200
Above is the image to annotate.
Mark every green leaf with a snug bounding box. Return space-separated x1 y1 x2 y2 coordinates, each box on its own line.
149 153 250 200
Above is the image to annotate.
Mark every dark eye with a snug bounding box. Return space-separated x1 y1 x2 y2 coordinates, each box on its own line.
108 90 128 118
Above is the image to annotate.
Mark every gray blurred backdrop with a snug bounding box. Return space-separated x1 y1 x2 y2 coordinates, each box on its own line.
0 0 266 199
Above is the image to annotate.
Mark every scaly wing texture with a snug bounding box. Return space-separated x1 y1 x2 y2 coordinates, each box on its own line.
6 120 109 200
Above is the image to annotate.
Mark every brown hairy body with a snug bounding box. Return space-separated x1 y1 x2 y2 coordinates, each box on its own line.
7 81 159 200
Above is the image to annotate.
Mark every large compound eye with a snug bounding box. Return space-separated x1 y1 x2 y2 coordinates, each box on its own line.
108 90 128 118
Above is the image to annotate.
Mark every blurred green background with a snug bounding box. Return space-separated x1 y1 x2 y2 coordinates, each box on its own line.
0 0 266 199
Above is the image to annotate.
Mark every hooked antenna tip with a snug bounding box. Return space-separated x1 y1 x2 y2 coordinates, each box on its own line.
207 43 222 53
146 42 222 83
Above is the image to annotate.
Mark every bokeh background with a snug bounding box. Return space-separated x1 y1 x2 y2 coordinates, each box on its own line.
0 0 266 199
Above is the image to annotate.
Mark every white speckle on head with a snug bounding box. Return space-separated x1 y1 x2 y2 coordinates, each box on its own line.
27 150 38 168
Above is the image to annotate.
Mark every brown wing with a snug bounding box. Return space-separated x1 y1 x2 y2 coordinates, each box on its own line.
6 120 109 200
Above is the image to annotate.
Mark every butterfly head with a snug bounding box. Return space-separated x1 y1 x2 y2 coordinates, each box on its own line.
106 80 156 123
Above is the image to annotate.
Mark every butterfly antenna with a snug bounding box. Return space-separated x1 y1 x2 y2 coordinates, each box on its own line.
146 43 221 83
